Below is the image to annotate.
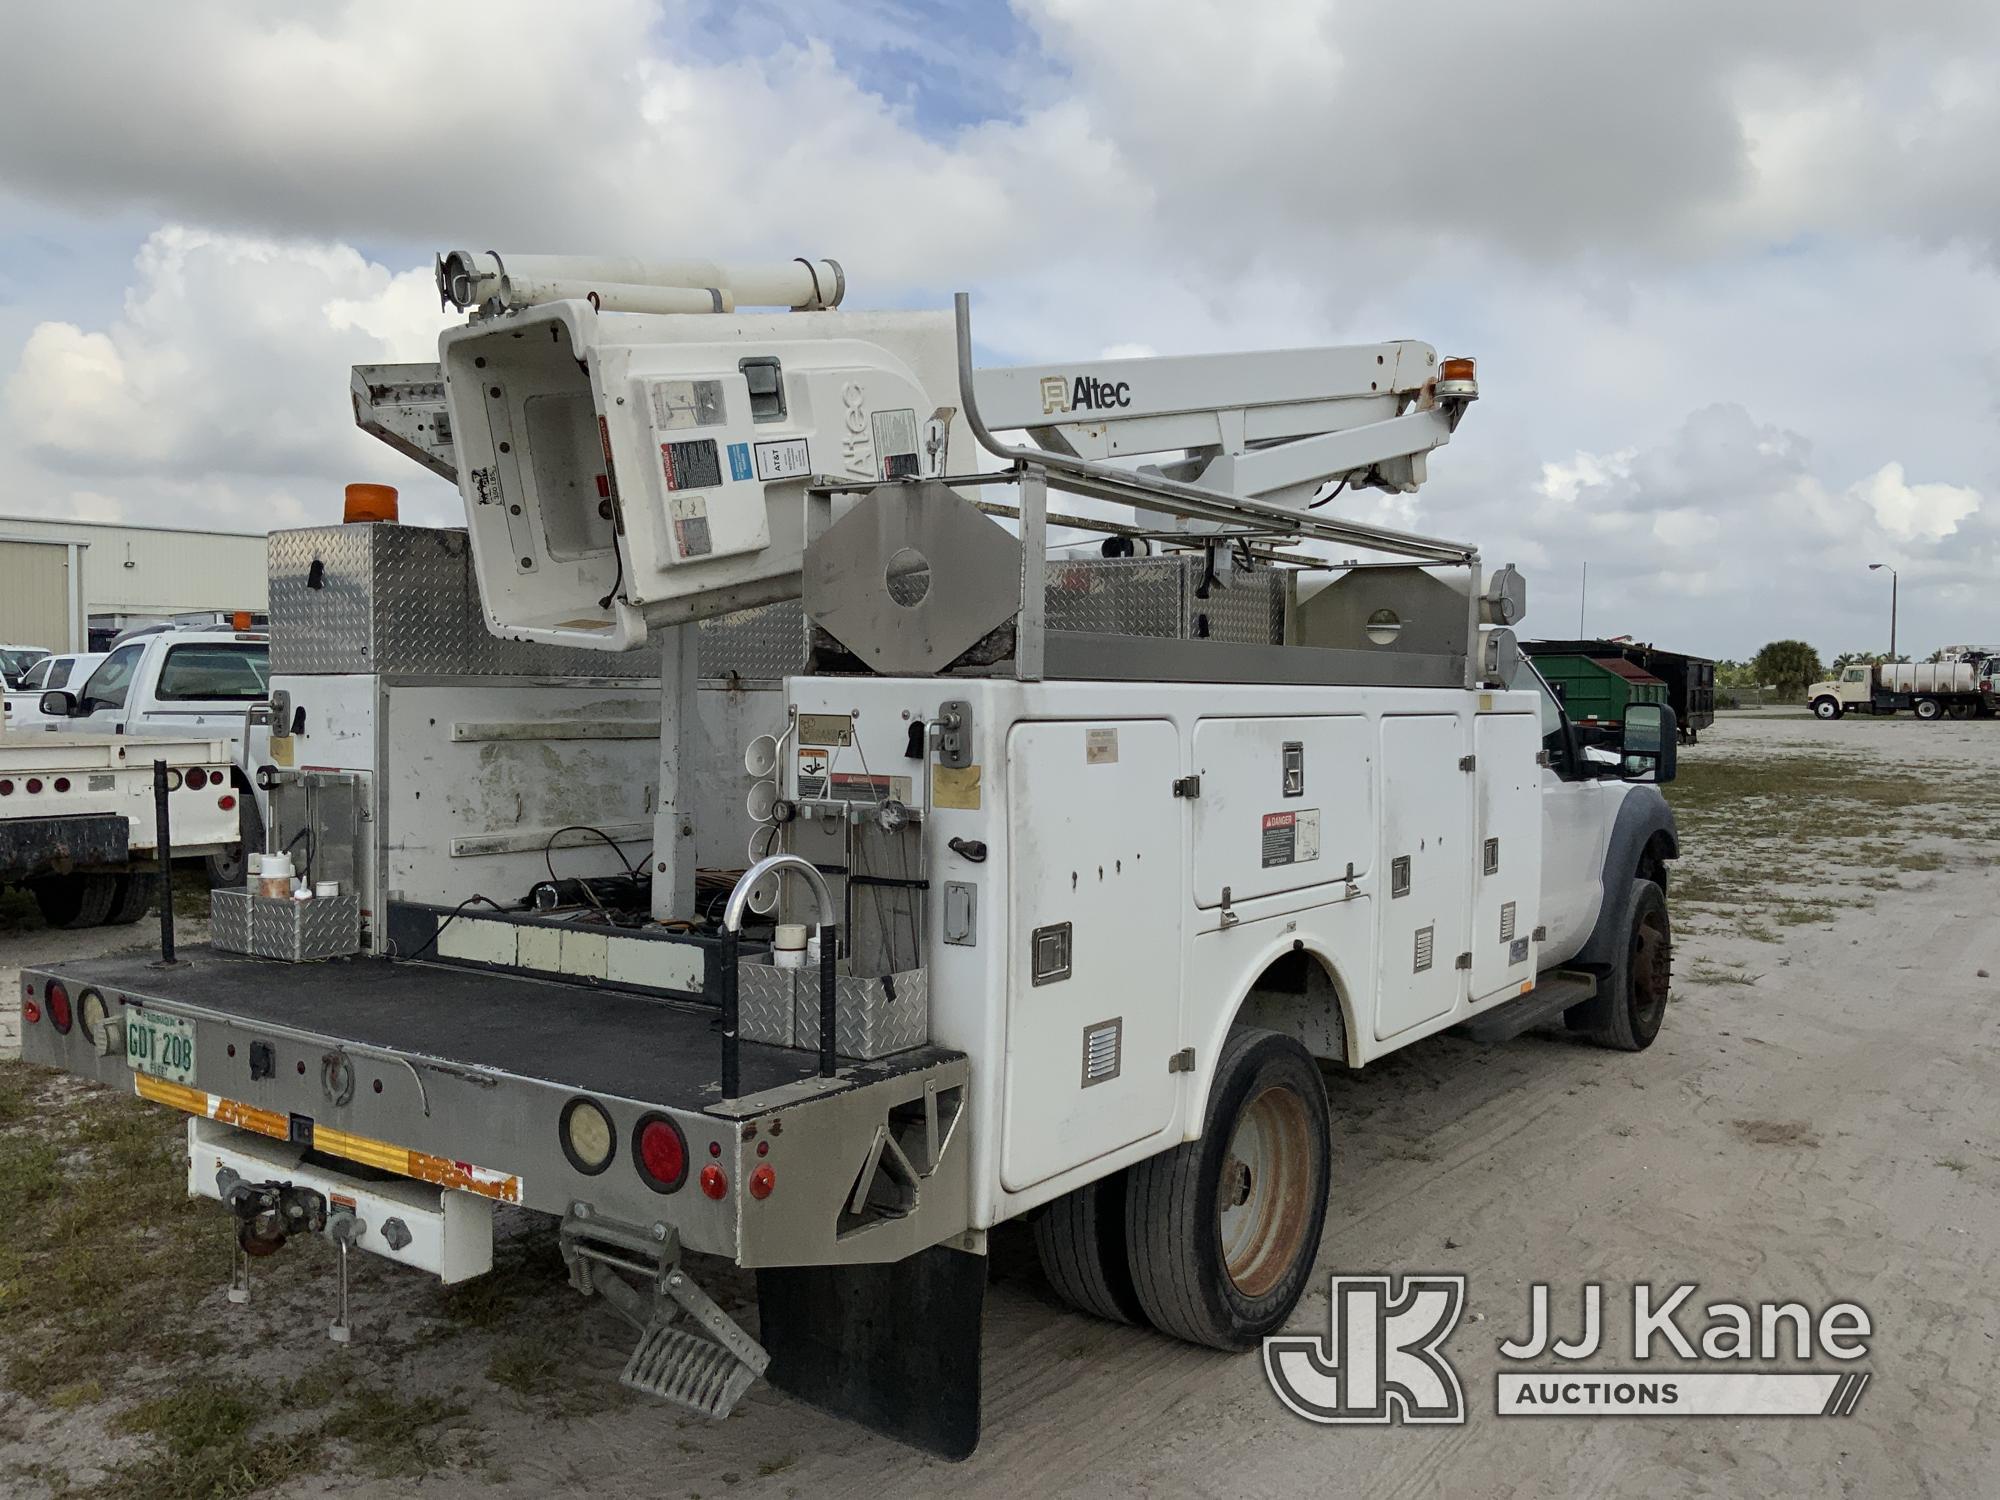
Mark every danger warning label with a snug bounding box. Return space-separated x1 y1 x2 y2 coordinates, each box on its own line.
1261 809 1322 868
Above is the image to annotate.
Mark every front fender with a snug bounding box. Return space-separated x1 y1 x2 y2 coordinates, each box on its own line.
1575 785 1678 969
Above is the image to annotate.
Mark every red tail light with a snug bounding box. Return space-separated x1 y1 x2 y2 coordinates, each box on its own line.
634 1114 688 1193
0 780 12 796
219 794 236 810
24 778 42 794
22 1000 41 1025
699 1164 728 1200
749 1165 775 1200
186 767 208 790
46 982 72 1035
53 777 70 792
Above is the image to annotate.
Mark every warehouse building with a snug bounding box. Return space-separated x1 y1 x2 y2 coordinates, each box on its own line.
0 515 268 653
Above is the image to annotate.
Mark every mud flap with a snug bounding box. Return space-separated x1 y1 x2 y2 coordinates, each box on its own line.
756 1244 985 1460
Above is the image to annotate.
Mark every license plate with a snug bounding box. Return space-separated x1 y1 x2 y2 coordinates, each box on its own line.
126 1010 195 1084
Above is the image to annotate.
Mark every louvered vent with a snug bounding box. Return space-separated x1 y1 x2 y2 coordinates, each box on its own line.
1082 1019 1123 1086
1414 925 1435 973
1500 900 1517 942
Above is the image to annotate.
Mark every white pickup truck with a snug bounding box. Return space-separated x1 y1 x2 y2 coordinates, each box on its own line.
3 651 107 733
0 734 241 926
33 627 274 884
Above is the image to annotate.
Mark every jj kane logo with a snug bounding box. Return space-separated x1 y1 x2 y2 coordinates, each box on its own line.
1039 373 1133 416
1265 1277 1873 1424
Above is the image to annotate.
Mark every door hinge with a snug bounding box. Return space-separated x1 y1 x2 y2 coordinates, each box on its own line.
1171 774 1202 798
1168 1047 1196 1073
1455 951 1473 970
1532 925 1547 942
1535 749 1552 767
1458 754 1477 772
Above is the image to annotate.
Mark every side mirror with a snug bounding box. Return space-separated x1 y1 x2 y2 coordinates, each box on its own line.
39 690 78 718
1620 703 1678 783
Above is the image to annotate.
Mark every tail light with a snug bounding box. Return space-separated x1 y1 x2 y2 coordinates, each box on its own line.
24 778 41 794
46 982 72 1035
633 1114 688 1193
699 1164 728 1200
749 1165 775 1200
219 795 236 811
186 767 208 790
0 780 11 795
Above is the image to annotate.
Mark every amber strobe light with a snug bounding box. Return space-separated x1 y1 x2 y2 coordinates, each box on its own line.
343 482 400 524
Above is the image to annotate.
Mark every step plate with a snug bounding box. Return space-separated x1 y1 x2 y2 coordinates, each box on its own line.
622 1322 761 1420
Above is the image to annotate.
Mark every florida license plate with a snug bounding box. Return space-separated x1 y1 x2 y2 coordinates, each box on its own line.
126 1010 195 1084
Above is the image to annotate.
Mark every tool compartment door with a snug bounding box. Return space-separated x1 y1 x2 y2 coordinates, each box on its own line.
1471 712 1543 1002
1189 715 1373 908
1002 718 1183 1193
1373 714 1471 1041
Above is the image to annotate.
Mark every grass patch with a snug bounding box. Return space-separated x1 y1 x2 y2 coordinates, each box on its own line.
97 1377 323 1500
321 1382 469 1478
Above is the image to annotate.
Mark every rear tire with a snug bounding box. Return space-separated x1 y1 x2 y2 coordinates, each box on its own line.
1124 1028 1331 1350
1915 697 1943 721
29 872 121 929
104 873 153 925
1811 697 1841 720
1570 879 1672 1052
1033 1171 1147 1326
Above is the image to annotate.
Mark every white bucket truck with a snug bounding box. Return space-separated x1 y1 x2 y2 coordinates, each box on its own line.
21 254 1677 1457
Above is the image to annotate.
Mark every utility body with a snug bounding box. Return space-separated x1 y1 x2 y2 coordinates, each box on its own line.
21 257 1678 1458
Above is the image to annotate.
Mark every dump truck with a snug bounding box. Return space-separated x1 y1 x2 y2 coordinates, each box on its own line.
19 254 1680 1459
1808 657 1996 720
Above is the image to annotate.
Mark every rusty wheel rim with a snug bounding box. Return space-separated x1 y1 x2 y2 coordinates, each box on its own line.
1631 908 1670 1031
1218 1084 1314 1298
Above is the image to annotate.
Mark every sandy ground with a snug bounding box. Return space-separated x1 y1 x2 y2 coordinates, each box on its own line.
4 710 1998 1497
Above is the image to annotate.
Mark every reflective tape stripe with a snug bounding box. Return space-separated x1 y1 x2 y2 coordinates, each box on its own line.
134 1074 522 1204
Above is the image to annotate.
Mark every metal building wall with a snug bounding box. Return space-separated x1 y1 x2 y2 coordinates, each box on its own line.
0 516 268 626
0 538 77 649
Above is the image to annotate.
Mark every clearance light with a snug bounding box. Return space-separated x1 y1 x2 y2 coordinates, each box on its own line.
699 1164 728 1200
634 1114 688 1194
53 778 70 793
0 780 11 795
231 610 253 631
559 1097 616 1175
749 1165 775 1200
46 982 72 1035
25 779 42 795
22 1000 41 1025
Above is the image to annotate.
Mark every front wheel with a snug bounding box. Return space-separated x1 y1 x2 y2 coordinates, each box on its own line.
1811 697 1841 720
1124 1028 1331 1350
1915 697 1943 721
1569 879 1672 1052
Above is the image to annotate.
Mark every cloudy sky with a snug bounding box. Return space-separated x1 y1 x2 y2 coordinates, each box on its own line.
3 0 1997 661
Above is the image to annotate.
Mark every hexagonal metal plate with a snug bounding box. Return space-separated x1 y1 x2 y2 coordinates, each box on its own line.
803 481 1023 675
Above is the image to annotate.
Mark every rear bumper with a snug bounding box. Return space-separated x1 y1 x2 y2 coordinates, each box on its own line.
0 813 126 881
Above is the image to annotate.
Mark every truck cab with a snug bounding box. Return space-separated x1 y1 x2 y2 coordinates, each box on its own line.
3 651 106 733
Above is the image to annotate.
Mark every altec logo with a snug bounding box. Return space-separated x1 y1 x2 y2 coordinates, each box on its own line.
1039 373 1133 416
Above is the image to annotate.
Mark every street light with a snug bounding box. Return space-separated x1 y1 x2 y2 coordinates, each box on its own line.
1868 563 1898 661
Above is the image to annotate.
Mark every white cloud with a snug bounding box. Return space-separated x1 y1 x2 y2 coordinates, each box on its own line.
1852 461 1980 542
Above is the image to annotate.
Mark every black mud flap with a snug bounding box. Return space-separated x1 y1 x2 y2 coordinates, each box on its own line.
756 1244 985 1460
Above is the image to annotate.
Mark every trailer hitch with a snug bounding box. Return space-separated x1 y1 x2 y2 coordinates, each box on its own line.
216 1166 327 1257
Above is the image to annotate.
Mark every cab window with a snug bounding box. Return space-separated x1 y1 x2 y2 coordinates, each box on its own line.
80 643 144 710
1843 668 1867 683
156 643 270 702
1506 658 1579 779
22 658 52 689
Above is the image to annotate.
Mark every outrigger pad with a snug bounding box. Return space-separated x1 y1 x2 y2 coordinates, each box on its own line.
756 1244 985 1460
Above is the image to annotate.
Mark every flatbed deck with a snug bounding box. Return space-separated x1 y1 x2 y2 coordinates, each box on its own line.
48 944 959 1110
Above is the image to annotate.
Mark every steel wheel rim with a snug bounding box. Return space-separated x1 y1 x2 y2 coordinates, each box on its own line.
1631 909 1670 1030
1218 1084 1314 1298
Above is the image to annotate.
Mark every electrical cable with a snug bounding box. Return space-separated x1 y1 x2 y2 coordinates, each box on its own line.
398 894 511 961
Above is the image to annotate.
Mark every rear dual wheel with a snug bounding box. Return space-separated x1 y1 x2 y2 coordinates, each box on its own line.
1035 1028 1331 1350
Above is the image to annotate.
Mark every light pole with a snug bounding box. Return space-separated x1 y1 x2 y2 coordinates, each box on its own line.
1868 563 1898 661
